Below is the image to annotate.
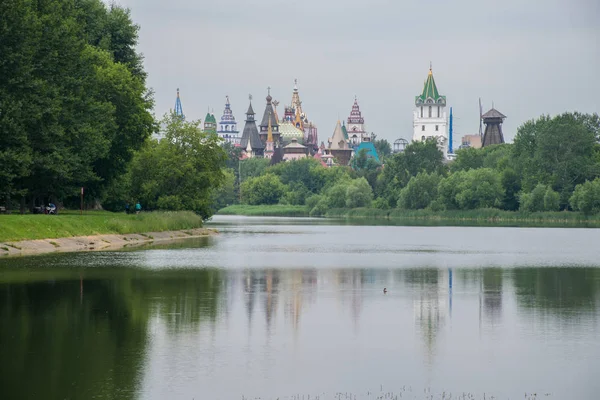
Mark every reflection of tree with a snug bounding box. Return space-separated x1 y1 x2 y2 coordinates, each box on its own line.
0 267 224 400
0 279 147 400
512 268 600 315
136 269 223 333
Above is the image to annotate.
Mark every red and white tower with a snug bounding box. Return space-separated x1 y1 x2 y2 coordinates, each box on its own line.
347 97 369 146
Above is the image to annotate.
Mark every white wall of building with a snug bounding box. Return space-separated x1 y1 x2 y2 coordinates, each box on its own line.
413 105 448 158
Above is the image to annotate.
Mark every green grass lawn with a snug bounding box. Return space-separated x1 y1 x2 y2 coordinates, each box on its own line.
0 211 204 242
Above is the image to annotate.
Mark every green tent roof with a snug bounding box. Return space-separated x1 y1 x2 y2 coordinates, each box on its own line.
341 122 349 140
415 69 445 104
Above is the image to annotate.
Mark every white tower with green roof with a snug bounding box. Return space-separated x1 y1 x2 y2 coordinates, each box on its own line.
413 65 448 158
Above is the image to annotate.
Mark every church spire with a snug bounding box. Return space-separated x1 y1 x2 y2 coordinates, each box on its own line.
174 88 184 119
291 78 303 118
260 88 279 142
265 112 275 158
267 112 274 143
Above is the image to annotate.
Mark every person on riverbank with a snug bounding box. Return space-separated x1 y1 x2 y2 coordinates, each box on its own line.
125 203 130 214
135 202 141 214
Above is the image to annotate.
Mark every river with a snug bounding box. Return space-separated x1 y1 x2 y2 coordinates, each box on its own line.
1 216 599 400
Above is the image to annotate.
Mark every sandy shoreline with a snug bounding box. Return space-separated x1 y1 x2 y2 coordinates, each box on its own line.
0 228 216 257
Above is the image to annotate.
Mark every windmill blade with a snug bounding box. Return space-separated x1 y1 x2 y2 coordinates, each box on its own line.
479 98 483 137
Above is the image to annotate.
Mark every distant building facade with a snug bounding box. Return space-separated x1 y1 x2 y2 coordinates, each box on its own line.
460 134 482 149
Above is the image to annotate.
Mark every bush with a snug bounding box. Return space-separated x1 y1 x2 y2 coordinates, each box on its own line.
240 174 286 205
325 183 350 208
345 178 373 208
279 182 310 205
372 197 390 210
309 198 329 217
570 178 600 215
397 172 441 210
305 194 323 210
519 184 560 212
439 168 504 210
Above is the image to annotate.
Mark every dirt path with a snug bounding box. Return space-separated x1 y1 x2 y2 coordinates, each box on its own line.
0 228 216 257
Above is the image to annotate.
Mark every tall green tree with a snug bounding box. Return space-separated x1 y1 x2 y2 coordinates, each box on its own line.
373 138 392 161
512 112 600 208
0 0 154 210
377 138 446 206
129 113 226 219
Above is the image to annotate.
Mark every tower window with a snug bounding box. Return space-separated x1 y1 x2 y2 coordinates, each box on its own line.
420 106 423 118
421 135 426 141
428 106 432 118
437 107 440 117
421 125 425 131
435 125 439 131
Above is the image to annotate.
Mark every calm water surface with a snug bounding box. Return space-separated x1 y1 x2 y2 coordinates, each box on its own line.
1 216 599 400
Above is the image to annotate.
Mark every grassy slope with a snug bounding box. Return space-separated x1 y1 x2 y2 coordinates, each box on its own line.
217 204 309 217
325 207 600 226
217 205 599 227
0 211 204 242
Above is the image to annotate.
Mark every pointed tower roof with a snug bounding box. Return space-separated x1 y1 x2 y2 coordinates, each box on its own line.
218 95 238 133
240 97 264 151
341 121 349 140
174 88 184 119
415 65 446 104
347 97 365 125
291 78 304 117
260 88 279 129
481 108 506 119
329 120 351 150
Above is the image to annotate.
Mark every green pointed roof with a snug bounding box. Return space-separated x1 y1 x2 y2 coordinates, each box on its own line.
415 68 446 104
341 122 349 140
204 113 216 123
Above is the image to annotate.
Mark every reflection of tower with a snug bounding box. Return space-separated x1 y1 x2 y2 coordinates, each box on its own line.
410 269 447 366
284 270 304 335
448 268 453 318
482 269 503 326
244 271 257 334
263 270 279 334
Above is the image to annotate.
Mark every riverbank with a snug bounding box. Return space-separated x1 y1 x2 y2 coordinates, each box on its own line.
0 211 204 242
0 210 217 256
0 228 216 257
217 204 309 217
217 205 600 227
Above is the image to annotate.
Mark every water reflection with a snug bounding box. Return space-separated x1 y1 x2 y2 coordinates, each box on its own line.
1 256 599 399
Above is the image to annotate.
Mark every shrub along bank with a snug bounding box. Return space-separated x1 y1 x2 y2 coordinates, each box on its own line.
0 211 204 242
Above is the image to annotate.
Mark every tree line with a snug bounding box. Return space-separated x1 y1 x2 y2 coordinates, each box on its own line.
0 0 227 218
216 112 600 216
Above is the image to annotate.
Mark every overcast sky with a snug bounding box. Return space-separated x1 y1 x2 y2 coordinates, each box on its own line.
109 0 599 144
